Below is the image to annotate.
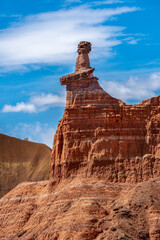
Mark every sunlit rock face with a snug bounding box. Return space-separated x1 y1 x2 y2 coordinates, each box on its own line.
1 178 160 240
0 133 51 197
50 41 160 184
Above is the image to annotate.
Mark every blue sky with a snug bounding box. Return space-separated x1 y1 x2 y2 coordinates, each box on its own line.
0 0 160 147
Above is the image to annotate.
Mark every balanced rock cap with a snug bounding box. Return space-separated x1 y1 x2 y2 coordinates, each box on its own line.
77 41 92 54
60 41 95 85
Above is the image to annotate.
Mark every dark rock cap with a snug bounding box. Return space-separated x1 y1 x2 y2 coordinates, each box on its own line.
77 41 92 54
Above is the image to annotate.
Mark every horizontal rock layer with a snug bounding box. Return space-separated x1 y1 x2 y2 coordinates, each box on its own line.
0 178 160 239
50 85 160 183
50 41 160 185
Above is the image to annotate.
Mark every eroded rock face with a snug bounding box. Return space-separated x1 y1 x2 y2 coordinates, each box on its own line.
0 133 51 197
1 178 160 240
50 41 160 185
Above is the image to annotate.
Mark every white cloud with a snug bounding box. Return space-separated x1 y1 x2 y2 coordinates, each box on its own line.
2 93 65 113
11 122 55 147
91 0 125 5
103 0 125 3
65 0 82 3
127 39 138 45
101 72 160 102
0 5 140 71
65 0 127 5
124 37 140 45
2 103 36 113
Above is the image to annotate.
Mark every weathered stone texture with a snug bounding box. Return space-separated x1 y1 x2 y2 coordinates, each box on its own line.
0 178 160 240
50 41 160 185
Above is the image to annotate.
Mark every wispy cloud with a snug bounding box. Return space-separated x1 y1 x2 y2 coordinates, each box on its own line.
2 93 65 113
90 0 126 6
11 122 55 147
65 0 128 6
124 37 140 45
103 0 125 3
65 0 82 3
0 5 140 72
101 72 160 102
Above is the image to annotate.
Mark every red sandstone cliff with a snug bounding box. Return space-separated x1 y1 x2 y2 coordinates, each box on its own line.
50 41 160 185
0 42 159 240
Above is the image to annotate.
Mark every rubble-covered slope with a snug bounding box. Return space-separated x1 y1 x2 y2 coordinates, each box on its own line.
0 178 160 240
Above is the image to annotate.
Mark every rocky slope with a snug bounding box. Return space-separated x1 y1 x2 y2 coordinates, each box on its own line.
0 133 51 197
0 42 159 240
0 177 160 239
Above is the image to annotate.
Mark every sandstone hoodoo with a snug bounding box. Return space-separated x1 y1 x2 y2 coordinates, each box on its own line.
50 41 160 185
0 42 160 240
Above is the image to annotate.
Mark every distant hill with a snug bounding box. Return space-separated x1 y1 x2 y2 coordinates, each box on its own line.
0 133 51 197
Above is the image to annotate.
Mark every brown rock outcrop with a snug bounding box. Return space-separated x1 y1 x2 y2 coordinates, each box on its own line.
0 133 51 197
0 178 160 240
50 41 160 185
